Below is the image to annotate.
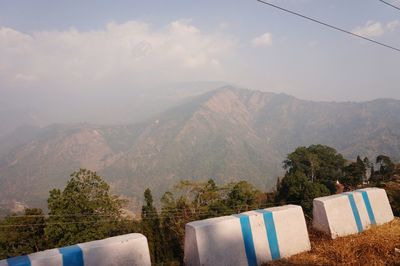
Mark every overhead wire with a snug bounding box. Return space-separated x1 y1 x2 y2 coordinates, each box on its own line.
2 200 304 219
0 200 309 227
377 0 400 11
255 0 400 53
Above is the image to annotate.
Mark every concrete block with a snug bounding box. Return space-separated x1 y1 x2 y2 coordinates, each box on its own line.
184 205 310 266
0 233 151 266
0 249 62 266
356 188 394 225
80 234 151 266
184 215 248 266
265 205 311 259
313 187 394 239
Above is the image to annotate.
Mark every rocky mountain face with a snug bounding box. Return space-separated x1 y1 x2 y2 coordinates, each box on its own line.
1 86 400 211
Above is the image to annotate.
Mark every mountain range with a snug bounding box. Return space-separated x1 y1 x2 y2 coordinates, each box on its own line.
1 86 400 213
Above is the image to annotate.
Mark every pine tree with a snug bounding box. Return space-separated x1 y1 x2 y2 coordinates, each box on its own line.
141 188 164 264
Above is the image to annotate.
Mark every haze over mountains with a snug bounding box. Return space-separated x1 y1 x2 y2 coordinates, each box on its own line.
0 82 226 138
1 86 400 212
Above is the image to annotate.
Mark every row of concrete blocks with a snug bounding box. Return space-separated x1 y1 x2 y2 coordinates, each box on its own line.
184 187 394 266
0 187 394 266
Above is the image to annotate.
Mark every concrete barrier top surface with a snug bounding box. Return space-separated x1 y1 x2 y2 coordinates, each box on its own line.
78 233 144 249
186 205 303 228
313 193 348 203
186 215 237 228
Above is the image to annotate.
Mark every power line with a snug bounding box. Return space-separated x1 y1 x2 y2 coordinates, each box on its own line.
256 0 400 53
0 219 119 228
378 0 400 11
3 200 304 219
0 201 308 227
0 211 236 228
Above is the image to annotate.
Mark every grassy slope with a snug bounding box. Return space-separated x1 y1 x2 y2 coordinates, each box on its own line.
269 218 400 266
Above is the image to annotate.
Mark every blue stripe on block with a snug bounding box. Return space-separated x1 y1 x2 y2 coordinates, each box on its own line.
59 245 84 266
235 214 257 266
347 193 363 233
6 255 31 266
257 210 281 260
359 191 376 225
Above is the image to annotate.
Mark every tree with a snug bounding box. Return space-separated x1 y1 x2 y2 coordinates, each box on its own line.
363 157 372 169
340 156 366 189
160 192 195 264
194 179 231 218
0 208 46 259
45 169 126 247
226 181 262 213
141 188 164 264
157 179 266 264
376 155 395 180
284 145 346 183
159 191 184 263
276 171 330 216
363 157 373 182
276 171 309 204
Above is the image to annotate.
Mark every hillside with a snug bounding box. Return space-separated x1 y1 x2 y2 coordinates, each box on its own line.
1 86 400 211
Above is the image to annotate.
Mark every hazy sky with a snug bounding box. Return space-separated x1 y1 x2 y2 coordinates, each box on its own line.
1 0 400 102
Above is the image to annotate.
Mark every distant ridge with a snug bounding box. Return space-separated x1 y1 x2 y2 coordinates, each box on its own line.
1 86 400 211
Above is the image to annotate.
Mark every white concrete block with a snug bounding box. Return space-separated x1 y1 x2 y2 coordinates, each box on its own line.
313 188 394 239
80 234 151 266
0 249 62 266
269 205 311 258
184 205 310 266
0 233 151 266
27 249 62 266
357 188 394 225
184 216 248 266
242 210 272 264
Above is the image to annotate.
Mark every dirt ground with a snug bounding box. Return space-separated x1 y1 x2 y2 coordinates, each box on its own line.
267 218 400 266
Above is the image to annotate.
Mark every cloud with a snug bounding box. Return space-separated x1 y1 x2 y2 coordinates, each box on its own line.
14 73 38 82
352 21 384 38
251 33 272 47
352 20 399 38
386 20 399 32
0 20 236 90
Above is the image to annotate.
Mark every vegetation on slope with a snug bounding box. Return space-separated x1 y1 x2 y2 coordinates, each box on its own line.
3 87 400 212
0 144 399 265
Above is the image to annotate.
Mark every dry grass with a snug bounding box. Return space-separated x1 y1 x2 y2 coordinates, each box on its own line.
268 218 400 266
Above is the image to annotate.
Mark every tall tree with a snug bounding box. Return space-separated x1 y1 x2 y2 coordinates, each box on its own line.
227 181 262 213
45 169 125 247
141 188 164 264
284 145 346 183
341 159 365 189
159 191 183 263
376 155 395 180
279 144 343 215
276 171 330 216
160 192 195 264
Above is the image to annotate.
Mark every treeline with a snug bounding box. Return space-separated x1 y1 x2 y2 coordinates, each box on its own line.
0 169 269 264
277 145 400 216
0 169 139 260
0 145 399 265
